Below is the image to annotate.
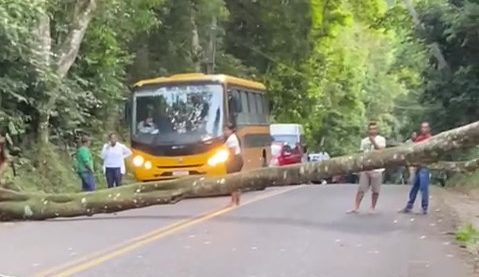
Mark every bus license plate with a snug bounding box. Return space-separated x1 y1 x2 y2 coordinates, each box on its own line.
173 171 189 176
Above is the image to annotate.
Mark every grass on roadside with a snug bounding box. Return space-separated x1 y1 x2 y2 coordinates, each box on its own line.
446 171 479 188
456 224 479 254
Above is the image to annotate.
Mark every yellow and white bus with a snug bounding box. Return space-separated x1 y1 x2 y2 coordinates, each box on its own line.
127 73 271 182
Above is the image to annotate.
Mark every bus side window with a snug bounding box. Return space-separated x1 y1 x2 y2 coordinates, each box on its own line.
244 90 253 124
247 91 257 123
256 93 263 116
228 90 243 124
236 89 249 125
259 94 267 124
228 90 241 115
265 96 270 123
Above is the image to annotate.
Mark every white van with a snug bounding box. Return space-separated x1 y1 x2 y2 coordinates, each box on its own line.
270 124 307 162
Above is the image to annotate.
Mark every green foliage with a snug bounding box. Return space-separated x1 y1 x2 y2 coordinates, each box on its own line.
419 1 479 131
0 0 43 134
456 224 479 242
456 224 479 253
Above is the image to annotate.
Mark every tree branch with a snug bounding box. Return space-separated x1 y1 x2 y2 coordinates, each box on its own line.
55 0 97 79
425 158 479 173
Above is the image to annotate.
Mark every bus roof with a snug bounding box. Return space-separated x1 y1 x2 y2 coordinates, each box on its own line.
133 73 266 91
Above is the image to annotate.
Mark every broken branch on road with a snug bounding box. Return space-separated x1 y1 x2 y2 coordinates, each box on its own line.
2 121 479 221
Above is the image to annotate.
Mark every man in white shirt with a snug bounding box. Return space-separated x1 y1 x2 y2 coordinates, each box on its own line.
101 133 133 188
348 122 386 214
224 122 243 206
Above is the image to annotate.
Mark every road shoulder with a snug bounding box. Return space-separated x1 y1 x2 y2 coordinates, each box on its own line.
435 186 479 273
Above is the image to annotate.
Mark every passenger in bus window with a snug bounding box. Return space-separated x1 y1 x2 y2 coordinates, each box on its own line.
224 122 244 206
138 115 159 134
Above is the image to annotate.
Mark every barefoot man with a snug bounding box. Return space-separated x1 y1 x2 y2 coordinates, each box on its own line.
348 121 386 214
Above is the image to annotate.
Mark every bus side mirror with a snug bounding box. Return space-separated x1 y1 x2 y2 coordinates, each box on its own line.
234 95 242 113
124 98 131 126
228 94 242 115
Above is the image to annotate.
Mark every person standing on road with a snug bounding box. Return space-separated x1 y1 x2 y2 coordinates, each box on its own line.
347 122 386 214
400 122 433 215
101 133 132 188
75 135 96 192
224 122 244 206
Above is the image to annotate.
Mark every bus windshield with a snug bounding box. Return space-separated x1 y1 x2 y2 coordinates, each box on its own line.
133 84 224 145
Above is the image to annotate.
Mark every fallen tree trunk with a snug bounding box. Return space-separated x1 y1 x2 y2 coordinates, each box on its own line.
427 158 479 174
2 121 479 221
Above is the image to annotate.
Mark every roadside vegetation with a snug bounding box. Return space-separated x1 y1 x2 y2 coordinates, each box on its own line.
456 224 479 256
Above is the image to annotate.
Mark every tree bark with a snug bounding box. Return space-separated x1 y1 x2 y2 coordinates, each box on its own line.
2 121 479 221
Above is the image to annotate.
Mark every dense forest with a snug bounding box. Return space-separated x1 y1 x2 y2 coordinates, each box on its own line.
0 0 478 192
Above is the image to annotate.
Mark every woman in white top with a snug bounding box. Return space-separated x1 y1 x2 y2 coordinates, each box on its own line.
224 122 243 205
101 133 132 188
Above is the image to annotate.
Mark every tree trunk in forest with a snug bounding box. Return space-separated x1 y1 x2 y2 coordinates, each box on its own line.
33 11 53 145
402 0 450 71
2 121 479 221
205 16 217 74
34 0 97 144
190 2 202 72
37 112 51 145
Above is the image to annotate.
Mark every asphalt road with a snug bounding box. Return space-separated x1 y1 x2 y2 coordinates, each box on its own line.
0 185 474 277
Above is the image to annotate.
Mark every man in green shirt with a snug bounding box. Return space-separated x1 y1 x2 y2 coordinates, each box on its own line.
75 135 96 191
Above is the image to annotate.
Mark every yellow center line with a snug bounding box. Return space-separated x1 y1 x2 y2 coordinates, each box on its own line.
34 186 301 277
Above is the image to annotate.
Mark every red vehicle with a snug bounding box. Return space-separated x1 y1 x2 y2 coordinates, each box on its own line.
269 141 303 166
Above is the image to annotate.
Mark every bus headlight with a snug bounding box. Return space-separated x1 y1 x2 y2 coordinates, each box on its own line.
144 161 152 170
132 155 144 167
207 149 229 167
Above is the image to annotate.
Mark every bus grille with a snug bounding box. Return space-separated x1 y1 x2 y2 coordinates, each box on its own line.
156 164 203 169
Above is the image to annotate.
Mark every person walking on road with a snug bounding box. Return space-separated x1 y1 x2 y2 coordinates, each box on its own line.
347 122 386 214
75 135 96 192
224 122 244 206
101 133 132 188
400 122 433 214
